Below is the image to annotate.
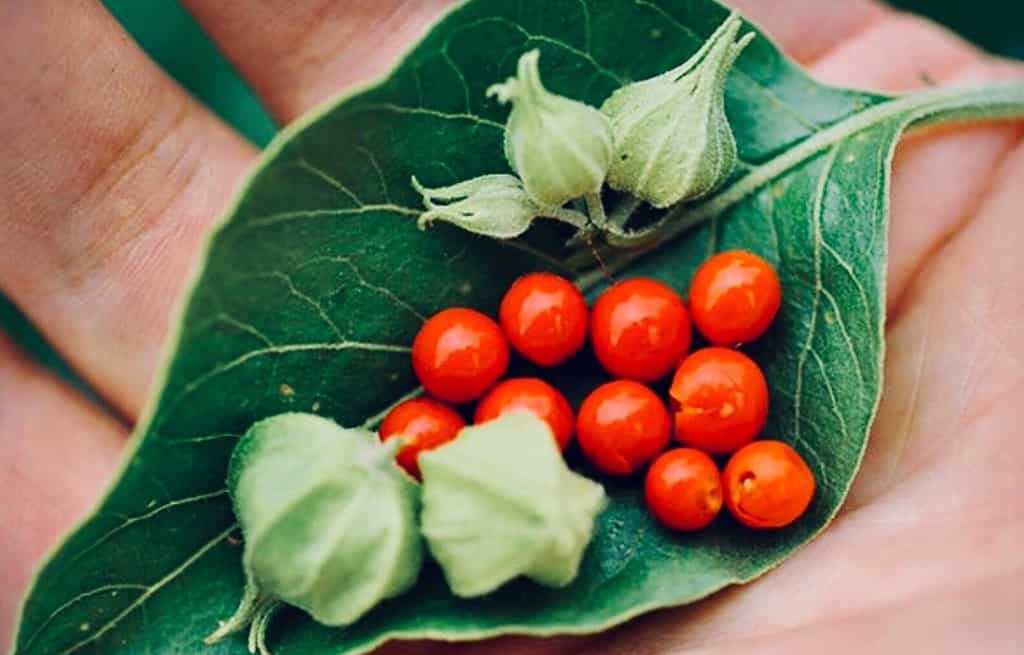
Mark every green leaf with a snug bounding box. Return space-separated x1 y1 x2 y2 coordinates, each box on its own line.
13 1 1024 654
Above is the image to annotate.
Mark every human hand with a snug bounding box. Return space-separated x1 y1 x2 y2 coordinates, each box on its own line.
1 1 1022 652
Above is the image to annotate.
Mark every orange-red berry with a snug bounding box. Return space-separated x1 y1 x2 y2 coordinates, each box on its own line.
723 440 815 529
689 249 781 346
670 347 769 455
380 397 465 479
576 380 671 475
590 277 692 381
411 307 509 403
645 448 723 531
474 377 575 450
500 272 588 367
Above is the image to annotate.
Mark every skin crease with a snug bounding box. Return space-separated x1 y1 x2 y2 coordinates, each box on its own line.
1 0 1023 651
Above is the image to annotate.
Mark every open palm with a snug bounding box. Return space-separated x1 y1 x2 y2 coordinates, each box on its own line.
2 1 1022 653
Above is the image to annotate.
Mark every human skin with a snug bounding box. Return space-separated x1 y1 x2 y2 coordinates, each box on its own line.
1 1 1023 652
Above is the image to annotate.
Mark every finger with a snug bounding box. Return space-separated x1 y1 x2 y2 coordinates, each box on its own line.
811 11 992 91
179 0 456 123
0 1 256 418
0 331 127 648
725 0 888 65
183 0 882 125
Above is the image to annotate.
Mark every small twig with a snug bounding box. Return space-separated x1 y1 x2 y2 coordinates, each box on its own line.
579 231 614 287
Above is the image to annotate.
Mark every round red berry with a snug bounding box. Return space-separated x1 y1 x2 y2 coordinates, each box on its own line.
474 377 575 450
499 272 588 367
380 397 465 479
689 249 781 345
590 278 691 381
645 448 723 531
412 307 509 403
670 347 769 455
576 380 671 475
723 440 815 529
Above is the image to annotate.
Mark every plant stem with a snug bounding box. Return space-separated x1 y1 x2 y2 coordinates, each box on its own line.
583 192 609 230
606 196 645 230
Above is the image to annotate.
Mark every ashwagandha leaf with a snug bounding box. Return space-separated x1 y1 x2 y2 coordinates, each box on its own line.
12 1 1024 654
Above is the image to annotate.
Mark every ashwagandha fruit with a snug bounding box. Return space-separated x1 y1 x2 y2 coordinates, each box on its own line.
419 411 606 597
488 50 613 208
602 11 754 208
206 413 422 655
412 174 587 239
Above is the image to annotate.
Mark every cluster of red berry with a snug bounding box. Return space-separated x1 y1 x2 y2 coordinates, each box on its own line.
380 250 815 532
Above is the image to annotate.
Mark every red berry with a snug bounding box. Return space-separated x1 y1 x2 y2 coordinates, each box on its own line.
670 347 769 455
412 307 509 403
576 380 671 475
689 250 781 345
474 378 574 450
645 448 723 531
723 440 815 529
499 272 588 367
590 278 691 381
380 397 465 479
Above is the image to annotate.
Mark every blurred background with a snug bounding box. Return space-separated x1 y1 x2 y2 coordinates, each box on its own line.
2 0 1022 387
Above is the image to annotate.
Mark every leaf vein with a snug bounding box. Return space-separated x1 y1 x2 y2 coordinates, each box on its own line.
161 432 239 445
56 526 236 655
20 584 150 652
440 47 473 112
793 146 838 446
300 255 427 321
71 491 228 565
211 313 275 347
450 16 625 85
822 241 871 315
809 346 851 444
820 286 867 386
245 204 419 230
577 0 592 52
357 146 393 203
167 342 412 419
295 159 364 206
343 103 504 130
254 271 345 340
